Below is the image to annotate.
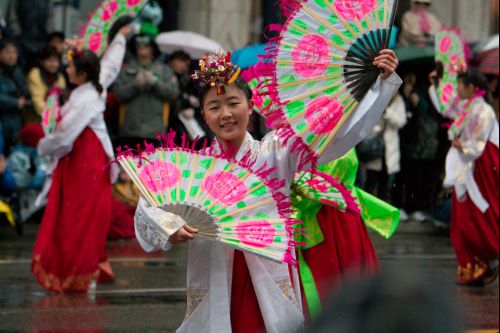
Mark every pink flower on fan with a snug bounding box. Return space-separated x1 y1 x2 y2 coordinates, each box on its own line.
335 0 375 22
441 83 454 103
127 0 141 6
292 35 330 78
305 96 344 134
101 0 118 21
236 221 276 248
307 178 329 193
88 32 102 53
139 161 181 193
202 171 248 206
440 36 452 53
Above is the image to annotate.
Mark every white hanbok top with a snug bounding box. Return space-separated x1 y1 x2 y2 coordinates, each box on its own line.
37 34 127 184
134 74 402 333
430 87 499 212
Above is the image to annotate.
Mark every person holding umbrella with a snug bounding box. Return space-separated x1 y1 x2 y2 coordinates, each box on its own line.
113 34 179 148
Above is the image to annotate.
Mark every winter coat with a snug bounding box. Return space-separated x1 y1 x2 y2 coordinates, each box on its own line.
0 63 29 141
7 144 46 190
113 60 179 140
364 94 407 174
27 67 66 115
383 94 408 175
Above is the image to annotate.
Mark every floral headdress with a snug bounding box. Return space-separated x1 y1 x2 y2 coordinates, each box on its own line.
192 50 242 95
65 38 85 63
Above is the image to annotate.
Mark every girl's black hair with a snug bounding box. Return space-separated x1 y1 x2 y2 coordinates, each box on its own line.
199 77 253 108
458 68 489 92
73 50 103 94
39 46 60 61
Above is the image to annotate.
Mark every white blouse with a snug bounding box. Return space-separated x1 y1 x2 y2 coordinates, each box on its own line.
430 86 499 211
135 73 402 333
444 98 499 212
37 34 127 183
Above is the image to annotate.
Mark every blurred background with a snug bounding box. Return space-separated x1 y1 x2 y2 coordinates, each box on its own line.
0 0 498 49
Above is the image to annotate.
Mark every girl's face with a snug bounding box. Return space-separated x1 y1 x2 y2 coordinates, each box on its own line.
66 62 87 86
457 79 475 100
42 56 60 74
202 84 253 149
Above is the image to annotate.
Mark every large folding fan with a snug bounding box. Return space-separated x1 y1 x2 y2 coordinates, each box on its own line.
265 0 398 159
118 145 297 264
434 31 468 115
82 0 149 55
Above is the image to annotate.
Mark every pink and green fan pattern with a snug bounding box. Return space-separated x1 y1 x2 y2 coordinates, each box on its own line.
242 65 273 119
293 170 360 214
42 89 61 135
118 147 297 264
435 31 468 115
267 0 398 159
82 0 147 55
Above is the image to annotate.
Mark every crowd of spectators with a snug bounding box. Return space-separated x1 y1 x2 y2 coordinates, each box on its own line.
0 0 498 236
0 6 205 235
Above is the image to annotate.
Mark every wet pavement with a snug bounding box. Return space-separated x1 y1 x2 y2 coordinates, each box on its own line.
0 221 498 332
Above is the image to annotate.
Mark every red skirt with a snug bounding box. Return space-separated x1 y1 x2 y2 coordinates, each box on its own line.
108 199 136 240
301 206 381 308
451 142 499 285
231 250 267 333
32 128 114 293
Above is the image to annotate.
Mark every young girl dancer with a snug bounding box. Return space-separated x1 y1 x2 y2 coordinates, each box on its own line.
296 148 400 320
32 25 130 293
433 69 499 286
134 50 400 332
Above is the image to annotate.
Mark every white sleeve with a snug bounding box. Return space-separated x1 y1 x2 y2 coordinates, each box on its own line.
100 33 127 90
37 101 98 159
317 73 403 164
134 197 186 253
460 104 497 160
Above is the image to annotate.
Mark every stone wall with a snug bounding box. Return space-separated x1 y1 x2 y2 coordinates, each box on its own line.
431 0 492 41
178 0 254 50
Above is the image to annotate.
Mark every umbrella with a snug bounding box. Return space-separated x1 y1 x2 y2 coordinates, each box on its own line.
231 44 268 69
478 48 499 75
155 31 223 59
474 34 499 53
395 45 435 63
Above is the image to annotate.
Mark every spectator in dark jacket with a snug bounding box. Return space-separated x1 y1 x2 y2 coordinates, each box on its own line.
0 39 30 151
0 123 16 196
113 34 179 147
167 50 209 146
6 0 50 71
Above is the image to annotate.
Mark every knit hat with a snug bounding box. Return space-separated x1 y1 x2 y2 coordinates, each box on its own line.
19 124 45 148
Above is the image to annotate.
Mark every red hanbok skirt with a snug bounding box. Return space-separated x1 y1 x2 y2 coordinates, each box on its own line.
301 206 381 309
32 128 114 293
451 142 499 285
231 250 267 333
108 199 136 240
